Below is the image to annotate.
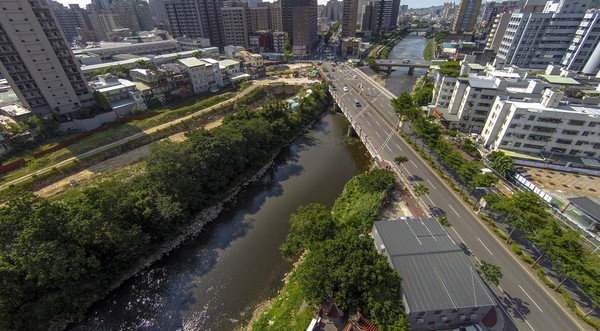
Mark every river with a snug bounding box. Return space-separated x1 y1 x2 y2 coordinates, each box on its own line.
69 112 371 331
382 34 428 96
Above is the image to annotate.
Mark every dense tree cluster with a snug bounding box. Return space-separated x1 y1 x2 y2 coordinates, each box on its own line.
0 83 330 330
281 169 409 330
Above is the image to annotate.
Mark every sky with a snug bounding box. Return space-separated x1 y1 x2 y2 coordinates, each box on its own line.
54 0 458 9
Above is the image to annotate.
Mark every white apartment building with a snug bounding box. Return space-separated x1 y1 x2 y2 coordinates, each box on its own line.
177 57 225 93
561 10 600 74
88 74 147 116
494 0 599 72
485 12 511 52
0 0 94 116
176 37 212 51
482 89 600 159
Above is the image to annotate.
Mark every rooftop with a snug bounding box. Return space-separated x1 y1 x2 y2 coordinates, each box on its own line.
0 104 30 117
568 197 600 222
539 75 580 86
373 219 495 313
467 77 498 89
80 57 151 74
178 57 207 68
468 63 486 71
219 59 240 67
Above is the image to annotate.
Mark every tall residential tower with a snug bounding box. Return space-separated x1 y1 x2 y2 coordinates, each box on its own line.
0 0 92 115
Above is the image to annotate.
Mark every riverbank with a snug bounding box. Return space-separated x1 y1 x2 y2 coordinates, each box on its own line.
60 96 328 331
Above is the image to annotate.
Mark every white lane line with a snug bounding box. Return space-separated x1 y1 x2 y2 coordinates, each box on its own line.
477 237 494 256
409 160 417 167
395 143 402 151
451 227 468 245
474 256 482 265
499 286 536 331
375 131 381 138
426 195 436 207
386 145 392 152
520 285 544 312
366 120 373 127
448 204 460 217
427 179 436 190
375 120 382 126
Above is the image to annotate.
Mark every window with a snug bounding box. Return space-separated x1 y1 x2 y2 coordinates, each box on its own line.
568 119 585 126
562 130 578 135
434 310 442 315
551 147 567 153
528 115 536 121
523 125 531 130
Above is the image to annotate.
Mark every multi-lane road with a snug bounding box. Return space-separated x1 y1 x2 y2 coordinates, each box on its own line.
321 61 587 331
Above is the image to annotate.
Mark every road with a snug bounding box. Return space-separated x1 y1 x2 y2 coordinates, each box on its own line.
322 62 587 331
0 77 314 191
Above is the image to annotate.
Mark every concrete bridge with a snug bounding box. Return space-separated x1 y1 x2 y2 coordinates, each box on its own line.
374 59 431 74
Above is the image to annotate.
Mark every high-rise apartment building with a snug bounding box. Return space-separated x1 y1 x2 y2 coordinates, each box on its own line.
282 0 317 55
485 12 511 51
389 0 401 28
256 2 282 32
371 0 394 35
452 0 481 33
222 1 250 47
165 0 224 49
561 11 600 74
0 0 92 115
481 1 518 28
341 0 359 37
495 0 596 71
49 2 91 43
250 6 270 31
324 0 343 21
149 0 170 28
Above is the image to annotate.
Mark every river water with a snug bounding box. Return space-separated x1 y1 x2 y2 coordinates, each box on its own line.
69 112 371 331
382 34 428 96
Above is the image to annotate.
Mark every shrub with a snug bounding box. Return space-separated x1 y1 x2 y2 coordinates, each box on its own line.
537 269 557 290
511 243 523 255
493 227 508 240
521 255 535 265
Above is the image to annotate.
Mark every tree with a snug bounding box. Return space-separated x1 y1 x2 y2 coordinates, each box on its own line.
413 86 433 106
413 184 429 197
530 222 581 268
487 191 551 243
93 90 111 112
479 261 503 286
29 115 59 138
394 155 409 166
489 151 514 178
366 57 380 72
392 93 415 129
280 203 335 258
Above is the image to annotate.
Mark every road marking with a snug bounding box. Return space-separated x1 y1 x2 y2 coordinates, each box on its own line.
426 179 436 190
477 237 494 256
448 204 460 217
375 131 381 138
395 143 402 151
386 145 392 152
520 285 544 312
409 160 417 167
375 120 382 126
366 120 373 127
499 286 536 331
451 227 468 245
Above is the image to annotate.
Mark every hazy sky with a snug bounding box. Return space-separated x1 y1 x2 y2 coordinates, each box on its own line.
54 0 458 9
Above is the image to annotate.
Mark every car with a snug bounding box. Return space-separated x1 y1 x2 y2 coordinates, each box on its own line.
353 99 361 107
402 59 411 63
353 74 357 79
343 86 349 92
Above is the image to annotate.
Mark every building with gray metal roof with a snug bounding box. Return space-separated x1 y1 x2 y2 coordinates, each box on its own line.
372 218 497 330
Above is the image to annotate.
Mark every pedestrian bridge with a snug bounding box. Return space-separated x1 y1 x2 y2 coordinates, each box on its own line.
374 59 432 74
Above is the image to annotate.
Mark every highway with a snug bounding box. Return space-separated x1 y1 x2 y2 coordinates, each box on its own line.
321 61 587 331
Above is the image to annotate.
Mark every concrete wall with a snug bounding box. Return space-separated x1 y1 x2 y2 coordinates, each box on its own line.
59 111 118 131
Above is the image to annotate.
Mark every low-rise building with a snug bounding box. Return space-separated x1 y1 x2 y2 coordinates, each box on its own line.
482 88 600 159
88 74 147 116
73 40 178 60
272 31 288 53
339 37 362 58
249 31 272 53
176 37 212 51
372 219 496 331
219 59 242 76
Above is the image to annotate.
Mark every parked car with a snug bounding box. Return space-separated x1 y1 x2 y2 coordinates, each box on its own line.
402 59 411 63
353 99 361 107
343 86 349 92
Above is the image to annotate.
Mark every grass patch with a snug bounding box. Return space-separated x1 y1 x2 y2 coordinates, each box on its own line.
521 255 535 265
252 269 314 331
493 227 508 240
512 243 523 255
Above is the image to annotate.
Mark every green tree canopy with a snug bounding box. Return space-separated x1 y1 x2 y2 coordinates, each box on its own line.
479 261 503 286
280 203 335 258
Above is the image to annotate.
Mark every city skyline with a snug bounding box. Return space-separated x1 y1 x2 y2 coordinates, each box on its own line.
54 0 459 9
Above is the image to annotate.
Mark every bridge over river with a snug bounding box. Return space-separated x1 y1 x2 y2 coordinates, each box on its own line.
374 59 432 74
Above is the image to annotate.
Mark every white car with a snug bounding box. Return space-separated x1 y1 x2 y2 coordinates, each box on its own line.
343 86 349 92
